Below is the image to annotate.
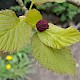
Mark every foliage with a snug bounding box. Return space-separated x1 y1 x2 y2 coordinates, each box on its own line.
25 9 80 75
0 0 80 78
0 47 31 80
37 23 80 49
37 2 80 22
10 0 30 11
0 10 31 52
25 9 42 29
32 33 76 74
10 0 66 11
10 1 80 22
10 5 21 11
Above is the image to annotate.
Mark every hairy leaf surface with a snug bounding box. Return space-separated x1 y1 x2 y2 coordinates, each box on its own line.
32 33 76 74
25 9 42 29
0 10 31 52
37 23 80 49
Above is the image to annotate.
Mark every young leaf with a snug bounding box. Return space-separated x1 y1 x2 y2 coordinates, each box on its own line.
0 10 31 52
37 23 80 49
25 9 42 29
32 33 76 74
31 0 66 5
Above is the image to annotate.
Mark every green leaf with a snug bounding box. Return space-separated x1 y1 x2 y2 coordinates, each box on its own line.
25 9 42 29
37 23 80 49
31 0 66 5
32 33 76 74
0 10 31 52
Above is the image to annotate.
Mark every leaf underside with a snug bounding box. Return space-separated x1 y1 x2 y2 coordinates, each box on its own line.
32 33 76 75
0 10 31 52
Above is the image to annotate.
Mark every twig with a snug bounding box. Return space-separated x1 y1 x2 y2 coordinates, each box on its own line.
67 0 80 6
16 0 28 12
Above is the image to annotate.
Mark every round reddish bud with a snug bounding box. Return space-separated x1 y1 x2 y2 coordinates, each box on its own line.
36 20 49 32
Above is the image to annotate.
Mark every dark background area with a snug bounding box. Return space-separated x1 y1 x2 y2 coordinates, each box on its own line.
0 0 17 9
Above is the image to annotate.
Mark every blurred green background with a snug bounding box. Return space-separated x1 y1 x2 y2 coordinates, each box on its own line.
0 0 80 23
0 0 80 27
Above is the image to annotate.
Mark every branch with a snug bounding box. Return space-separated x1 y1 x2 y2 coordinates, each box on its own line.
16 0 28 12
67 0 80 6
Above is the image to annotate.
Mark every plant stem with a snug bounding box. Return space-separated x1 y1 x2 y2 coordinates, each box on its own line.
16 0 28 13
29 2 34 11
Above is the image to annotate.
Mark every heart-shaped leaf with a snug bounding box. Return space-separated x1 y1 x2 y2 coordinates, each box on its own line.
32 33 76 74
0 10 31 52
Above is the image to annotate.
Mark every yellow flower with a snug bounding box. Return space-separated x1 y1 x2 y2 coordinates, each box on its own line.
6 55 12 60
6 64 11 70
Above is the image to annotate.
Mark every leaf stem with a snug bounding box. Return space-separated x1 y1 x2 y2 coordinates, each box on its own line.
16 0 28 13
29 2 34 11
